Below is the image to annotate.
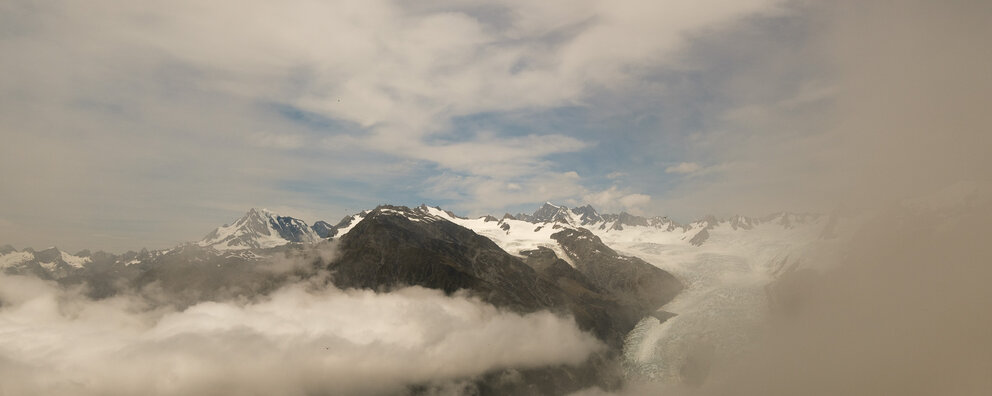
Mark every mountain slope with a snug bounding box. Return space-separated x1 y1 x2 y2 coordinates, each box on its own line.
330 206 563 310
328 205 682 349
551 228 682 311
400 205 685 315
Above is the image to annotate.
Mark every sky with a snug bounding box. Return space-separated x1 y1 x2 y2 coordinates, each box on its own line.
1 0 987 253
2 2 991 394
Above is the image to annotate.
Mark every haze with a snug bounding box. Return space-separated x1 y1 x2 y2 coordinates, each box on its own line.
1 0 990 395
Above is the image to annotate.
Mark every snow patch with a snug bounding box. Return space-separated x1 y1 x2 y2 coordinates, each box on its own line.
332 214 366 238
60 251 91 268
420 206 578 267
0 251 34 269
39 261 57 272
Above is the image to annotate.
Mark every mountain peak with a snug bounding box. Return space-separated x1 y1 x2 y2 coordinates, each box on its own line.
311 220 335 238
245 207 266 217
570 205 602 225
199 208 320 250
531 202 573 223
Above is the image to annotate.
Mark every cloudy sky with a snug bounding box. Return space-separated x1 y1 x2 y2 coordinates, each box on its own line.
3 0 985 252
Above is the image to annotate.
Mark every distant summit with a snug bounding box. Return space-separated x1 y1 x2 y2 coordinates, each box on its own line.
198 208 321 250
570 204 603 225
0 245 91 278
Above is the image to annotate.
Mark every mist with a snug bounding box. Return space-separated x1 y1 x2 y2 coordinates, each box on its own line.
0 273 604 395
577 0 992 394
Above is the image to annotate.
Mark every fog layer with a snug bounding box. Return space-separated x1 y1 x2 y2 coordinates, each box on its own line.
0 275 603 395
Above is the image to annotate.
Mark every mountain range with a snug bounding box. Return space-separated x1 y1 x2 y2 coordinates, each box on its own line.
1 202 844 393
4 202 829 286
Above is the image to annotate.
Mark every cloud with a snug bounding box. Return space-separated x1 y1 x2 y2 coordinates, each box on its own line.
0 274 604 395
426 171 658 216
571 2 992 394
411 133 591 178
579 190 992 396
248 131 307 150
582 186 652 214
427 171 586 214
665 162 702 174
0 0 789 251
618 193 651 208
645 0 991 219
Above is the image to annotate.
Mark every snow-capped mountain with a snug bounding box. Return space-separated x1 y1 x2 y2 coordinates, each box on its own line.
310 220 335 238
570 204 604 225
329 203 837 267
198 208 321 250
330 204 682 348
517 201 574 223
352 202 848 384
0 245 93 278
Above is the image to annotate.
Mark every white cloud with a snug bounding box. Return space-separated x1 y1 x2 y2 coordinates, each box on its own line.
618 193 651 209
582 186 652 214
0 274 604 395
410 133 591 178
248 131 306 150
664 162 702 174
0 0 789 251
427 171 587 214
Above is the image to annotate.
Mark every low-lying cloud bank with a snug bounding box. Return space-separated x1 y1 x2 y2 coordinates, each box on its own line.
0 275 604 395
571 186 992 396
